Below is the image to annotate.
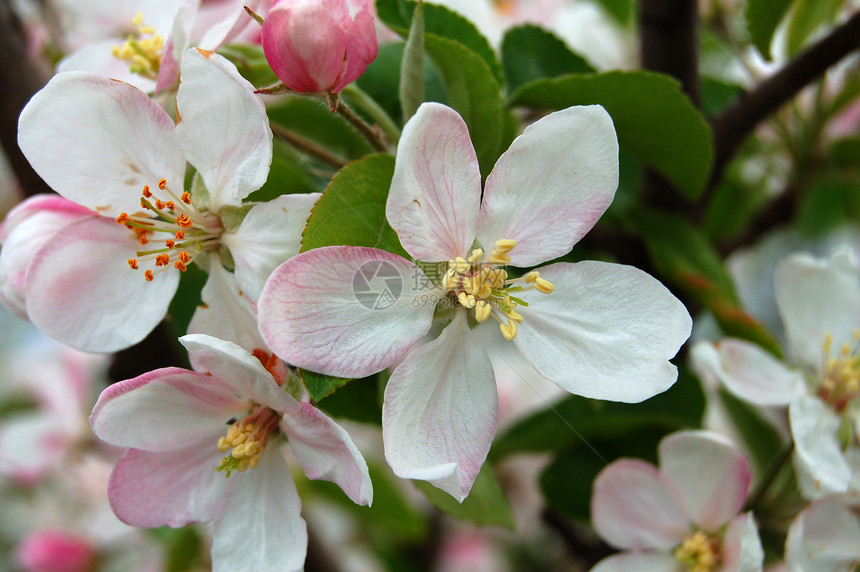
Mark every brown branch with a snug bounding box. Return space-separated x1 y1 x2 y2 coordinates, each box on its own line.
0 0 53 198
270 122 349 170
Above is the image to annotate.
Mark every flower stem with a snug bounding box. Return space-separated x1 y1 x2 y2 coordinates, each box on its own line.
327 92 390 153
743 441 795 511
270 122 348 169
341 83 401 144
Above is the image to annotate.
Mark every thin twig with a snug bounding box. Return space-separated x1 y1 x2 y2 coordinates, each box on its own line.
330 94 390 153
743 441 795 512
270 122 348 170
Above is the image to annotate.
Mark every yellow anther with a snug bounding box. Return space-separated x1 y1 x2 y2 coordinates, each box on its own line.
499 319 518 341
534 276 555 294
488 252 511 265
458 292 476 308
131 11 144 26
449 257 470 274
475 301 492 322
523 271 539 284
494 239 517 252
217 437 230 452
505 309 524 323
139 25 156 34
674 531 720 572
467 248 484 263
441 268 457 290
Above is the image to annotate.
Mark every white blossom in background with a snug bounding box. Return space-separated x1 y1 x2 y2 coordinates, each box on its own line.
785 498 860 572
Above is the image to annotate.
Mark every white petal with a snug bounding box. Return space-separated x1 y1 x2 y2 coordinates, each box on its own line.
387 102 481 261
591 552 680 572
477 105 618 267
187 259 268 353
383 312 498 502
17 72 185 216
180 334 300 414
175 49 272 210
222 193 321 301
722 512 764 572
690 340 802 406
24 216 179 352
281 402 372 506
211 444 307 572
56 41 158 92
514 261 691 402
258 246 439 378
789 393 852 498
90 367 244 451
786 498 860 572
0 414 66 483
591 458 689 550
775 250 860 371
658 431 751 531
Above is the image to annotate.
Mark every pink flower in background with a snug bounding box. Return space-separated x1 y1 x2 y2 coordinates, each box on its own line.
262 0 378 93
259 102 691 500
90 334 372 571
591 430 763 572
16 530 96 572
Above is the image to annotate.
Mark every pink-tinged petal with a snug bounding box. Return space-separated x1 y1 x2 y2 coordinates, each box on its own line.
17 72 185 216
591 458 689 550
262 0 350 92
180 334 299 414
16 530 97 572
658 431 751 531
383 312 497 502
194 0 260 50
187 259 268 353
258 246 438 378
24 216 180 352
775 250 860 372
0 196 91 318
211 444 307 572
690 340 802 406
0 414 67 483
222 193 321 301
789 394 851 498
387 102 482 261
281 402 372 505
154 14 183 94
785 498 860 572
57 41 158 92
591 552 680 572
90 367 244 451
107 443 230 527
514 261 691 402
722 513 765 572
334 6 378 91
175 49 272 210
477 105 618 267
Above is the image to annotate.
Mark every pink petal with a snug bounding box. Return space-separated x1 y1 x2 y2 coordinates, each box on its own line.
513 261 691 402
175 49 272 209
690 339 803 406
24 216 180 352
90 367 244 451
107 443 230 527
211 444 307 572
387 102 482 262
477 105 618 267
591 458 689 550
258 246 438 378
17 72 185 216
335 5 378 91
383 312 498 501
721 512 765 572
658 431 751 531
281 402 372 505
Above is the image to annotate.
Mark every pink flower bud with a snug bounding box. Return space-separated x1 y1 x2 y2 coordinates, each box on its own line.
261 0 378 93
16 530 96 572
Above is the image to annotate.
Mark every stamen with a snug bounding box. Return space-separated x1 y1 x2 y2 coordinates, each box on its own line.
216 407 280 478
127 259 138 269
144 270 154 281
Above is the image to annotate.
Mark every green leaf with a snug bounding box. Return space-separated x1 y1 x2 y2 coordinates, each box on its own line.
629 210 783 357
219 43 278 88
797 174 860 236
424 35 504 176
413 464 515 528
700 76 743 116
150 526 204 572
376 0 503 85
247 141 324 202
167 263 207 340
717 388 784 476
745 0 794 59
299 369 349 401
491 365 705 459
510 71 713 199
786 0 843 56
501 25 595 94
400 0 425 121
316 374 382 424
592 0 634 23
301 154 407 258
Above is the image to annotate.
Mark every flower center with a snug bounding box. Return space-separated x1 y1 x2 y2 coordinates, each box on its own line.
674 531 721 572
111 12 164 80
216 405 281 477
819 330 860 413
115 179 222 282
441 239 554 341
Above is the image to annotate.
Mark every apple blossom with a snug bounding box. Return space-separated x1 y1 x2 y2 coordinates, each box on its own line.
590 430 764 572
785 498 860 572
691 249 860 500
89 334 373 572
261 0 378 93
258 102 692 500
16 530 96 572
13 48 318 352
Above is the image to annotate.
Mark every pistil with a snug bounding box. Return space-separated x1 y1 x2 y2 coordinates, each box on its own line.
216 406 281 477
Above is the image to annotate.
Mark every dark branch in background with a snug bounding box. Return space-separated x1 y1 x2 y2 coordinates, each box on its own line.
0 0 53 197
638 0 700 213
710 10 860 187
